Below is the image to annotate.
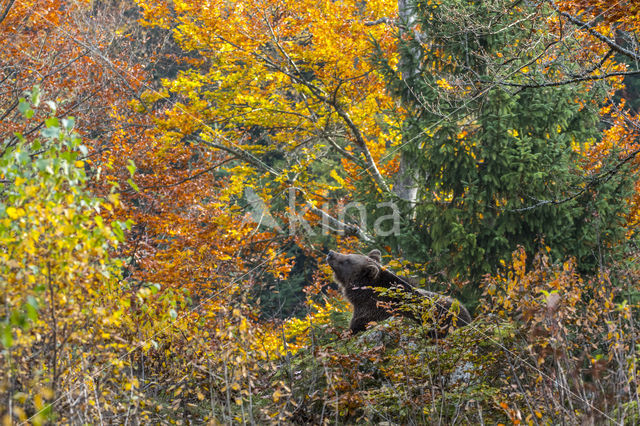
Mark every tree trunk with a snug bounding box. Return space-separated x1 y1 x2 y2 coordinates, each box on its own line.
394 0 420 205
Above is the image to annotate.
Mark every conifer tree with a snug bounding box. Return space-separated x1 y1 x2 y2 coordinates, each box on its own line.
372 0 633 287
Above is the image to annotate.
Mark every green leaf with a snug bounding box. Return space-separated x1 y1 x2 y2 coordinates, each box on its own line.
112 221 124 241
62 117 75 131
1 323 13 348
18 99 34 119
126 159 136 177
26 296 39 322
127 178 139 192
17 98 29 114
30 85 41 106
15 150 29 165
42 126 60 140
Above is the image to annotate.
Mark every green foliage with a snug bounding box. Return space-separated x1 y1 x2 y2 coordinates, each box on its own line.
0 88 134 423
371 0 634 288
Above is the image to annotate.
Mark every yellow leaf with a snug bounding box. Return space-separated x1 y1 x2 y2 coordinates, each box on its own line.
330 169 345 188
6 207 19 219
436 78 453 91
34 394 43 410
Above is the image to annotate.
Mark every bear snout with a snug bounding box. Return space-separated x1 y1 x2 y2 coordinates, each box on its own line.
326 250 344 274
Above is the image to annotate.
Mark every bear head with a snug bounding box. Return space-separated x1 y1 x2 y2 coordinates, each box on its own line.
326 249 382 288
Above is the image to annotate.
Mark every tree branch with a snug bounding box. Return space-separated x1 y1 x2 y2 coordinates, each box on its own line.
137 158 234 192
547 0 640 62
309 203 373 242
509 146 640 212
325 136 365 167
68 37 145 106
0 0 15 25
364 17 393 27
193 136 280 177
244 16 392 194
490 69 640 89
325 98 391 194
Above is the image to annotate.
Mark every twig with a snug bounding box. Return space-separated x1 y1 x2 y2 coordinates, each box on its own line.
0 0 15 25
547 0 640 62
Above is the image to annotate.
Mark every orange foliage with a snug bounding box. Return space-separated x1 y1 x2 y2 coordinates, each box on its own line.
0 0 146 144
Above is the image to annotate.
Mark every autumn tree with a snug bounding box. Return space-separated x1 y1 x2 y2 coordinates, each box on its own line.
0 0 157 148
124 0 406 325
134 0 400 233
0 90 137 424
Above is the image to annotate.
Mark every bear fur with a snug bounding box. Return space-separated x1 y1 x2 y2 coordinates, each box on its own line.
326 249 471 336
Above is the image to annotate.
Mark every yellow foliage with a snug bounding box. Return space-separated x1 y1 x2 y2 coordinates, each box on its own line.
255 299 348 359
135 0 401 199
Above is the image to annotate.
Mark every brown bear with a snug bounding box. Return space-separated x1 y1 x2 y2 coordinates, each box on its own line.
326 249 471 336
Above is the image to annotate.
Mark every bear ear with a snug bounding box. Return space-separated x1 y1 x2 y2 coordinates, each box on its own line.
367 249 382 263
366 263 380 279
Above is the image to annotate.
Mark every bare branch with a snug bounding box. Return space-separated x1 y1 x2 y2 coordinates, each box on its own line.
364 17 393 27
325 136 364 167
0 0 15 25
310 204 373 242
0 98 17 122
